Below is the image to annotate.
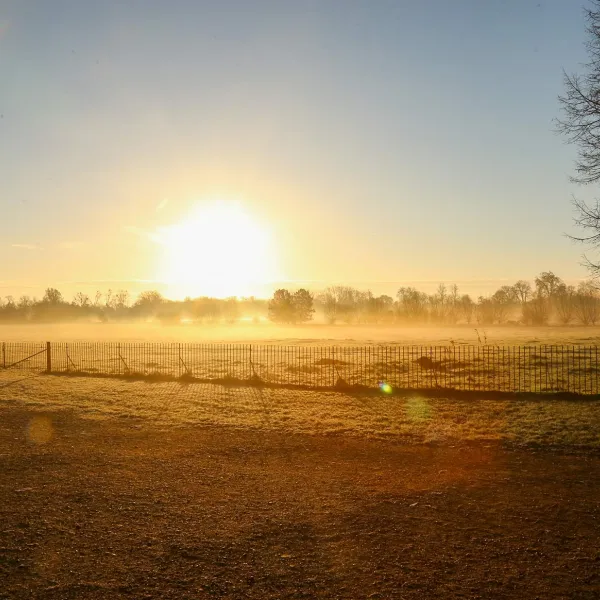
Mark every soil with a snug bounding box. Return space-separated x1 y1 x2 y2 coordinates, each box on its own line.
1 407 599 599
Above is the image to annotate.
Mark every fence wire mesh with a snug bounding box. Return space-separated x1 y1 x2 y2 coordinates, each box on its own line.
1 342 599 394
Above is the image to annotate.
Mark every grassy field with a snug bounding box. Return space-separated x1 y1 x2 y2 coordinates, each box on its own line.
2 322 600 345
1 374 599 598
3 339 600 394
1 371 599 447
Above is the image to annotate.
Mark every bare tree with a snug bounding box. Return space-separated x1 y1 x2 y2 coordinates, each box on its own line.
574 281 600 325
555 284 576 325
459 294 475 324
557 1 600 274
72 292 91 307
522 294 549 326
512 280 532 305
490 287 515 324
113 290 130 309
534 271 563 298
396 287 429 322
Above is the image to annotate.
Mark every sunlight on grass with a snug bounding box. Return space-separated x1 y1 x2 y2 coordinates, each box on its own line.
1 372 599 448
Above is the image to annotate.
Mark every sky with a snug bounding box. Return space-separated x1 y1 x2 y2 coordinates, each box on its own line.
0 0 597 301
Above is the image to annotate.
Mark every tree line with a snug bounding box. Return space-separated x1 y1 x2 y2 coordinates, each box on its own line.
0 288 267 324
0 271 599 326
270 272 600 326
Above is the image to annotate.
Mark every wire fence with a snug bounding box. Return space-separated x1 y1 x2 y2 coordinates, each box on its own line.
1 341 600 394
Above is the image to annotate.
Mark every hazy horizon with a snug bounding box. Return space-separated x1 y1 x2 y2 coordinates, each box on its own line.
0 275 594 304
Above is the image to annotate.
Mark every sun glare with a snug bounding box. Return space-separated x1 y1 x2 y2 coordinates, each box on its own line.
155 201 277 298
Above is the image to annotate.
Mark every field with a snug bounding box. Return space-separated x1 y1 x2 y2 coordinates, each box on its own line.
2 322 600 345
4 323 600 394
1 371 599 598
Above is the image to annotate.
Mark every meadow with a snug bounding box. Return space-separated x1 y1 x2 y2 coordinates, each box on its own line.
1 322 600 345
3 323 600 393
1 371 599 598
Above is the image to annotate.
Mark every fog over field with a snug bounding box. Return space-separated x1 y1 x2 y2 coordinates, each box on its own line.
2 322 600 346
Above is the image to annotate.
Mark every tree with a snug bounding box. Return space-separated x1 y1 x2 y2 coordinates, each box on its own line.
459 294 475 324
534 272 563 299
318 286 357 324
268 289 295 324
113 290 130 309
18 295 33 309
292 289 314 323
43 287 63 305
522 293 549 326
396 287 428 321
512 280 532 305
133 290 164 319
446 284 460 324
222 297 240 324
135 290 164 307
555 284 576 325
490 286 515 324
72 292 91 308
558 2 600 275
574 281 600 325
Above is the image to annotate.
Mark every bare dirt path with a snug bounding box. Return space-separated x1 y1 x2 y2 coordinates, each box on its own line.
1 405 599 599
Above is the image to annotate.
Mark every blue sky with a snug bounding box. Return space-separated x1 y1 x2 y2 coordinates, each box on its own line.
0 0 596 299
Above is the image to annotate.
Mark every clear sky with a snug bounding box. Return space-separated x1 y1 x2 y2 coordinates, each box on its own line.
0 0 596 300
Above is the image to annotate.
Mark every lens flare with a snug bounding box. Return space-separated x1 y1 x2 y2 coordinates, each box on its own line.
379 381 393 394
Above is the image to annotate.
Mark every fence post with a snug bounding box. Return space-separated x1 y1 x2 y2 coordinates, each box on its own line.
46 341 52 372
2 342 5 369
249 344 252 380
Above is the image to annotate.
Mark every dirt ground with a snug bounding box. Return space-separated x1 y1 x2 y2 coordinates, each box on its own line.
1 401 599 599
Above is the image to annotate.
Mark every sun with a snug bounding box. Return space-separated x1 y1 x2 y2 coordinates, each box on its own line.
154 200 278 298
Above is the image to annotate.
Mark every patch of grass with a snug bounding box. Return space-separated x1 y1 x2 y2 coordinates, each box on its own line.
1 372 599 449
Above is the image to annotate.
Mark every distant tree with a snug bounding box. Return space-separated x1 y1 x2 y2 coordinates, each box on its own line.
132 290 164 319
72 292 91 308
18 295 33 309
490 288 513 324
43 287 63 304
134 290 164 307
319 288 339 324
574 281 600 325
268 289 295 324
113 290 130 309
445 284 460 324
292 289 314 323
396 287 429 322
522 294 550 326
222 297 240 324
512 280 532 305
428 283 449 324
555 284 576 325
2 296 17 319
476 297 495 325
534 272 563 298
459 294 475 324
318 286 357 324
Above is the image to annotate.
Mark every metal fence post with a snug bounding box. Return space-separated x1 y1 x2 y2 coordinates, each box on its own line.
2 342 5 369
46 341 52 372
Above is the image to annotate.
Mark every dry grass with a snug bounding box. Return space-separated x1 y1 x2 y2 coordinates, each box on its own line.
5 341 600 394
1 371 599 448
